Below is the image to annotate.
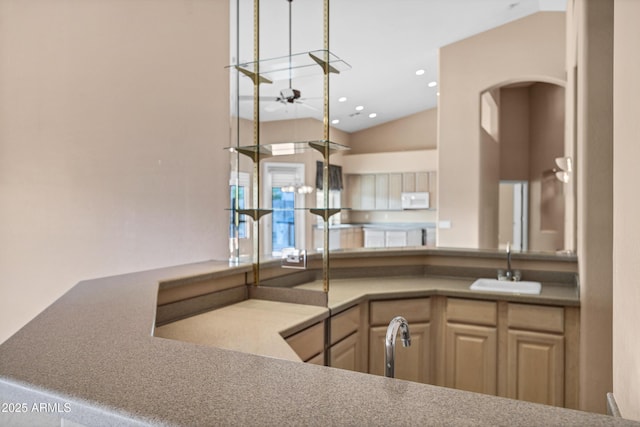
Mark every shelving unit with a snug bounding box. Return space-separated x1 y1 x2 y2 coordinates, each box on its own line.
228 0 350 293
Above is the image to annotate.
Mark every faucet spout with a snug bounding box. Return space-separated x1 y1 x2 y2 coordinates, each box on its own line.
385 316 411 378
506 241 512 280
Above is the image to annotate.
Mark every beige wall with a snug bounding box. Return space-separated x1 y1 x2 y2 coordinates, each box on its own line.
349 108 437 154
0 0 230 344
613 0 640 420
570 0 614 415
528 83 566 251
500 87 530 181
499 84 565 252
438 12 566 248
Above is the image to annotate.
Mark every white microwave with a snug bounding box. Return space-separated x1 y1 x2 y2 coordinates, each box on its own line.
401 192 430 209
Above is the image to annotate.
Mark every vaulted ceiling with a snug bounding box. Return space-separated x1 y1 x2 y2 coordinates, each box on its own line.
231 0 566 133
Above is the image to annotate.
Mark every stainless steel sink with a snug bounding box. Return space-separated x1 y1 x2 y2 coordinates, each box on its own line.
470 278 542 295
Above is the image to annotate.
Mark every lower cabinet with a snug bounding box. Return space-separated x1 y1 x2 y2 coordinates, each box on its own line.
285 321 325 363
444 323 497 394
285 295 578 410
329 304 365 373
440 298 577 409
443 298 497 395
369 323 431 383
368 298 431 384
329 331 361 371
505 303 567 407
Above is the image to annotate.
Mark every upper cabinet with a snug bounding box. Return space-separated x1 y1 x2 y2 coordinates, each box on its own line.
342 149 438 212
347 171 437 211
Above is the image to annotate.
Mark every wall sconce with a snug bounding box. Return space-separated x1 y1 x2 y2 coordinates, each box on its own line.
554 156 572 183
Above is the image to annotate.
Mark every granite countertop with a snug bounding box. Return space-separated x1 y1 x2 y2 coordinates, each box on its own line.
1 250 636 426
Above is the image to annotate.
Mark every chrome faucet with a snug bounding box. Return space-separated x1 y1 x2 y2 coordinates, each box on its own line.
499 242 521 281
506 241 513 280
385 316 411 378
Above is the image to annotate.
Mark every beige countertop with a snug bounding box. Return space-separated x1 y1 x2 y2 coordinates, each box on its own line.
1 249 637 426
156 299 329 362
297 275 579 313
157 274 578 366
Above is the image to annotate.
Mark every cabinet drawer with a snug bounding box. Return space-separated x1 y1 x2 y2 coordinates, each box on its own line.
285 322 325 362
446 298 497 326
331 305 360 345
370 298 430 326
508 303 564 334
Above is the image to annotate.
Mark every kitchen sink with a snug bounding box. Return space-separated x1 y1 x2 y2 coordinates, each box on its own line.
470 278 542 295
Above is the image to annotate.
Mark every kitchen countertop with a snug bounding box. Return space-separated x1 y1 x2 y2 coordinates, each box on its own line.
156 274 578 368
1 249 637 426
156 299 329 362
297 275 579 313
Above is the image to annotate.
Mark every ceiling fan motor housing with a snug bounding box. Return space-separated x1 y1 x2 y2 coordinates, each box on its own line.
280 87 301 103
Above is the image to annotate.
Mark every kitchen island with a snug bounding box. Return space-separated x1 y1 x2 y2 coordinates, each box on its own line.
1 248 637 426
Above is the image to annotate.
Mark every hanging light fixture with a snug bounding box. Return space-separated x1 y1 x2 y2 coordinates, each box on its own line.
281 184 314 194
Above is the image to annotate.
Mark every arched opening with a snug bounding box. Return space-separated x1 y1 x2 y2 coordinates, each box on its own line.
480 79 569 252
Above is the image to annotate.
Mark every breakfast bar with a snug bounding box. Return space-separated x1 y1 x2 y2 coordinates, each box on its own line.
1 249 637 426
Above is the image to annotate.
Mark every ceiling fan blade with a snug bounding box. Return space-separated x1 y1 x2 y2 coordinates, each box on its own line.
239 95 280 103
297 101 320 112
264 102 286 112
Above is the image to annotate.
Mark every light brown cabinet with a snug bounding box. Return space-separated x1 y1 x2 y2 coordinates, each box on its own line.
388 173 403 210
505 303 566 407
368 298 431 384
369 323 431 383
313 226 363 251
443 298 497 395
438 298 578 409
330 331 361 371
284 295 578 410
444 323 497 394
285 321 325 363
346 171 437 211
329 305 365 373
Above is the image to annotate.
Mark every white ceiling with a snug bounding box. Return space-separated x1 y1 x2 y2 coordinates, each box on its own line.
231 0 566 133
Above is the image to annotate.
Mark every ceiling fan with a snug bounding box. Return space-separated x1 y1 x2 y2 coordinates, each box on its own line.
240 0 319 113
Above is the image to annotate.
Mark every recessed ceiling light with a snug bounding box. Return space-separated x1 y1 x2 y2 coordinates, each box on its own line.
338 96 347 102
369 113 377 118
436 92 440 97
415 69 425 76
355 105 364 111
332 119 340 124
428 81 438 88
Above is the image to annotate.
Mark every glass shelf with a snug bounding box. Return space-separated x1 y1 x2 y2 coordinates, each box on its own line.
228 50 351 84
227 140 349 160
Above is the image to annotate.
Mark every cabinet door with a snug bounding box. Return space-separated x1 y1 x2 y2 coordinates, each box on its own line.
507 330 564 406
444 323 497 395
285 322 325 362
360 174 375 210
428 171 437 209
330 332 361 372
369 323 431 384
402 172 416 193
416 172 429 192
388 173 403 210
375 174 389 210
364 229 385 248
347 174 361 210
